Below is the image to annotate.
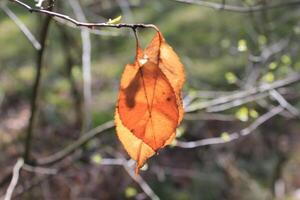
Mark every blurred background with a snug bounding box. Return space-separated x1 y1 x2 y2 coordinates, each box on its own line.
1 0 300 199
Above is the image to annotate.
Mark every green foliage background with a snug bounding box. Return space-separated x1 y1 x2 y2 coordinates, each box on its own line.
1 0 300 199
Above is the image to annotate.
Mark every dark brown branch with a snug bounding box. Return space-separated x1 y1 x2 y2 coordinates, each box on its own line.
10 0 158 31
173 0 300 13
23 14 52 163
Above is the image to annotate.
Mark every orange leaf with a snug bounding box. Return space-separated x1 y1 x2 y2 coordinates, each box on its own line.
115 31 185 173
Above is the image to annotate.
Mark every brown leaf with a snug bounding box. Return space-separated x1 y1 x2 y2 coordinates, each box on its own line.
115 30 185 173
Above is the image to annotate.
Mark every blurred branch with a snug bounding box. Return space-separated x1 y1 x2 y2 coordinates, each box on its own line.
22 164 57 175
99 158 160 200
176 106 284 148
123 163 160 200
185 113 236 121
0 3 41 50
58 26 84 128
10 0 158 31
270 89 300 117
32 75 300 165
117 0 134 23
9 153 82 199
68 0 92 131
173 0 300 13
36 121 114 166
3 158 24 200
185 74 300 113
207 92 268 112
24 13 52 162
249 39 289 63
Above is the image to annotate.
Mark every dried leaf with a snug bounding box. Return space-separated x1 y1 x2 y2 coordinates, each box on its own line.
115 31 185 173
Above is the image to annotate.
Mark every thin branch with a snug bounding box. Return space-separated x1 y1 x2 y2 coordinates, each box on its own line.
10 0 158 31
184 113 236 121
175 106 284 148
22 164 57 175
11 153 81 199
206 92 268 112
54 17 121 36
270 89 300 117
24 12 52 162
173 0 300 13
3 158 24 200
58 26 84 128
99 158 160 200
185 74 300 113
123 162 160 200
36 121 114 166
68 0 92 131
0 3 41 50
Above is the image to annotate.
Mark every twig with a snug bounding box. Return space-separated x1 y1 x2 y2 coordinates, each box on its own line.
0 3 41 50
11 153 81 199
185 74 300 113
184 113 236 121
99 158 160 200
176 106 284 148
36 121 114 165
248 39 289 63
270 89 300 117
54 17 121 36
173 0 300 13
58 26 84 128
23 164 57 175
3 158 24 200
68 0 92 131
123 161 160 200
207 92 268 112
24 13 52 162
10 0 158 31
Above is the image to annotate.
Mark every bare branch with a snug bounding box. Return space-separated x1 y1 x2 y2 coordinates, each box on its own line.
99 158 160 200
3 158 24 200
0 3 41 50
68 0 92 130
185 113 236 121
22 164 57 175
173 0 300 13
24 12 52 162
185 74 300 113
10 0 158 31
123 162 160 200
207 92 268 112
54 17 121 36
270 89 300 117
176 106 284 148
36 121 114 166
